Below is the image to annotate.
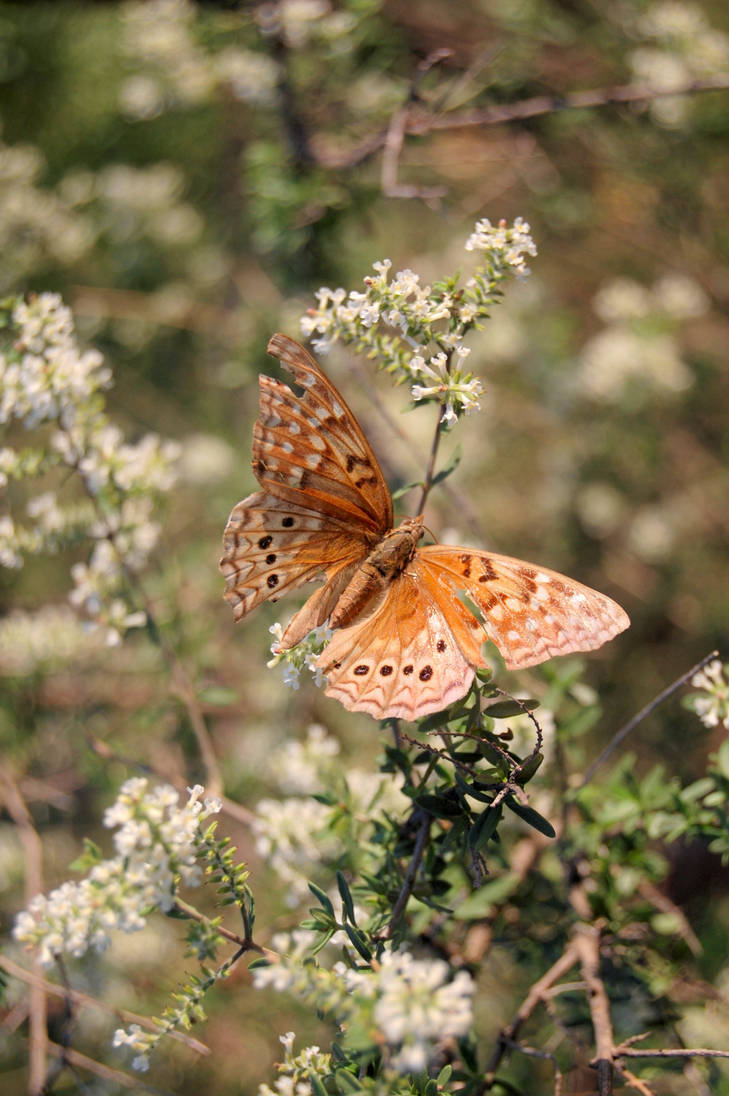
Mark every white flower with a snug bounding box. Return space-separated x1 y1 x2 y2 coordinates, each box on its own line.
690 660 729 730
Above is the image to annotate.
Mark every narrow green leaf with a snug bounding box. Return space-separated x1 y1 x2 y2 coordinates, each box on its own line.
486 699 539 719
415 793 463 818
504 797 556 838
344 923 372 962
337 872 357 924
334 1069 365 1093
468 805 501 851
308 882 335 916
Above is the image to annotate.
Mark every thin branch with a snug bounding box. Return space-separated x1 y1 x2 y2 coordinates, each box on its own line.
615 1046 729 1061
0 765 48 1094
377 808 432 940
0 956 209 1055
578 649 719 788
172 899 278 961
45 1040 175 1093
415 403 447 516
381 50 450 201
321 75 729 171
483 942 580 1085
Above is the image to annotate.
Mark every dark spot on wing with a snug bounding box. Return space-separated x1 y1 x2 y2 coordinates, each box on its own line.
460 553 472 578
355 475 378 488
354 664 370 676
346 454 372 473
436 639 446 653
265 553 277 565
267 574 279 588
419 665 433 681
379 665 393 677
258 535 273 550
403 664 414 675
282 517 295 528
479 559 498 582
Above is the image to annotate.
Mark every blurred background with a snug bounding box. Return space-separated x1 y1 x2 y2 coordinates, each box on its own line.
1 0 728 1091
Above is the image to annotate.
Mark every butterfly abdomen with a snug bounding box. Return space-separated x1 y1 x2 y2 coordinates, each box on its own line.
328 516 424 630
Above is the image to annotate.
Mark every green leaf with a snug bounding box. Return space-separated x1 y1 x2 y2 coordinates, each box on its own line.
337 872 357 924
468 804 502 851
311 1075 329 1096
715 739 729 780
195 685 239 707
344 923 372 962
431 444 461 487
334 1069 365 1093
452 872 520 919
414 793 463 818
392 479 424 501
504 797 556 838
308 882 335 916
437 1065 453 1087
486 699 539 719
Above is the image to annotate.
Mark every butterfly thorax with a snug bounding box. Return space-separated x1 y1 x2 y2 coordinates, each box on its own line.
328 515 425 630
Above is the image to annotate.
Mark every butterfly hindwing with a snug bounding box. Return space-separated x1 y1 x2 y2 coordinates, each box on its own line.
417 545 630 670
318 570 476 721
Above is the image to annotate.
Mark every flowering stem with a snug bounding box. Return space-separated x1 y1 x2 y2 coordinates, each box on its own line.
415 403 447 517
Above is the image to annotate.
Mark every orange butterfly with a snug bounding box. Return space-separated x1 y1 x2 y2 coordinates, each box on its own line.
220 334 629 721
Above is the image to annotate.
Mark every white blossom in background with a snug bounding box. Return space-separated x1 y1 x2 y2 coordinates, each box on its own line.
629 1 729 126
252 797 341 901
689 660 729 730
268 723 341 795
13 781 221 968
577 273 705 404
0 606 101 676
0 293 180 644
253 947 474 1076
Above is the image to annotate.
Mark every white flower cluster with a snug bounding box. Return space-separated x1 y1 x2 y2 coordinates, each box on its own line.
253 947 474 1076
1 293 180 643
299 218 535 430
0 605 100 676
577 274 706 403
410 346 483 428
267 621 332 690
629 1 729 126
0 137 93 292
13 780 221 969
253 796 341 903
464 215 538 278
690 659 729 731
252 725 409 901
258 1031 332 1096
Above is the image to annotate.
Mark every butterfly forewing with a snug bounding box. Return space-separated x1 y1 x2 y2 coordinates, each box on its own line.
255 334 393 533
221 491 366 622
417 545 630 670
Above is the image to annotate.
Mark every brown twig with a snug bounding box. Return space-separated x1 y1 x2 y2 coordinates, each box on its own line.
320 75 729 171
172 898 278 961
483 943 580 1086
615 1046 729 1061
0 766 48 1094
573 924 615 1095
45 1039 174 1092
381 51 450 201
0 955 209 1055
577 649 719 788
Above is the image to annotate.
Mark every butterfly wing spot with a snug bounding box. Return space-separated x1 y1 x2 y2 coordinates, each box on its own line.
267 574 279 588
282 517 295 527
265 553 277 564
460 553 472 578
288 421 300 435
436 638 447 652
379 665 394 677
403 664 414 675
419 665 433 681
258 535 273 549
354 664 370 676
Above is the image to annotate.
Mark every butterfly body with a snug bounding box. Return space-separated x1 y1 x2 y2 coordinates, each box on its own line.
221 334 629 721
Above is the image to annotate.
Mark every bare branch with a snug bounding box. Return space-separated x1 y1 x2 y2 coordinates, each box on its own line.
377 808 432 940
0 766 48 1093
578 649 719 787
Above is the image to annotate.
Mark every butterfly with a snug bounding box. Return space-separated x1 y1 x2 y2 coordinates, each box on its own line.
220 334 629 721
